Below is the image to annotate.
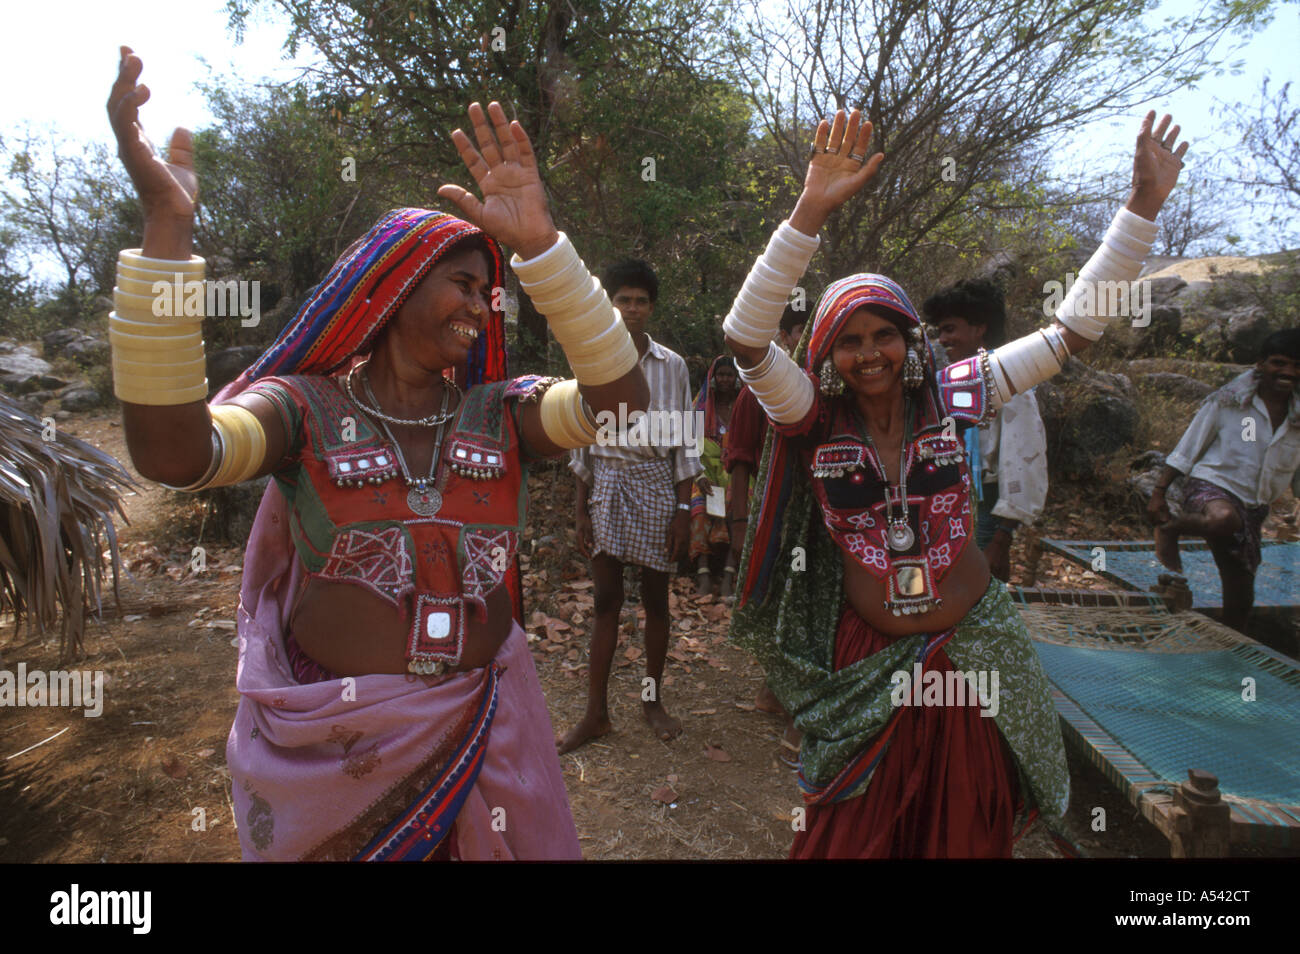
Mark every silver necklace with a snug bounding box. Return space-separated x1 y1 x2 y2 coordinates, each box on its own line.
344 358 461 428
856 402 914 552
361 374 453 516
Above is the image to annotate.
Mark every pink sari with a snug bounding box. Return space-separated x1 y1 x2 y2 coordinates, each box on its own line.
226 482 581 861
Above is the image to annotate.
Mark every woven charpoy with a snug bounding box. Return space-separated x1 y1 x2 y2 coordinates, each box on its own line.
1041 538 1300 610
1017 597 1300 841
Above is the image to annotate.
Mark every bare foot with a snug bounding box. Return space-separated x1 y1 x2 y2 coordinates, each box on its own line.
754 684 785 715
642 701 682 742
1154 524 1182 572
556 713 611 754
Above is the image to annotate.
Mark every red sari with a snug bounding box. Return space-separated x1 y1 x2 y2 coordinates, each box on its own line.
790 606 1020 859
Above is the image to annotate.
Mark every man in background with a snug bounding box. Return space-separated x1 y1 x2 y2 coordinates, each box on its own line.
563 260 701 752
1148 328 1300 632
925 279 1048 582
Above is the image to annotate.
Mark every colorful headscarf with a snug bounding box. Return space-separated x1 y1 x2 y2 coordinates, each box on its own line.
216 208 508 403
736 274 938 609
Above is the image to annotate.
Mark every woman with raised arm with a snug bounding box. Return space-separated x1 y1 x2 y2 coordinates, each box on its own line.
727 108 1187 858
106 47 648 861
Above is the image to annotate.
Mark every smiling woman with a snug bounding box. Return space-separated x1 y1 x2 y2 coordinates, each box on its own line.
725 106 1189 858
105 46 647 860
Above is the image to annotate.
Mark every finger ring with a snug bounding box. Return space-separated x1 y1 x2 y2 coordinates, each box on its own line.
849 152 867 162
823 147 837 154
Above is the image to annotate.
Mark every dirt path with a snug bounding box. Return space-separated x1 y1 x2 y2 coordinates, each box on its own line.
7 409 1292 860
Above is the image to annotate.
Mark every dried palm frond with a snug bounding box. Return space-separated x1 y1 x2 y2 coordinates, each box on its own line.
0 394 135 662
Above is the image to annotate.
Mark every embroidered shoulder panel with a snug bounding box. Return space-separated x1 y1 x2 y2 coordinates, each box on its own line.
937 353 993 425
277 374 384 452
504 374 562 404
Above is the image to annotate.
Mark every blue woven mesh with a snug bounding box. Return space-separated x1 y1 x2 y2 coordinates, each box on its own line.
1034 640 1300 804
1042 539 1300 609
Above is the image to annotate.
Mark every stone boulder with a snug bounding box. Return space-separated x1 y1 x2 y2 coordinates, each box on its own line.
1225 307 1274 364
1144 274 1187 305
1035 358 1140 480
0 345 67 394
64 335 109 363
42 327 82 356
59 386 102 412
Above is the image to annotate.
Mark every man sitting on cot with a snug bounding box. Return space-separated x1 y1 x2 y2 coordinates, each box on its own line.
1148 328 1300 632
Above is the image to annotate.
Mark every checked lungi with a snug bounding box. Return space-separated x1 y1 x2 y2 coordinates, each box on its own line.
587 456 677 572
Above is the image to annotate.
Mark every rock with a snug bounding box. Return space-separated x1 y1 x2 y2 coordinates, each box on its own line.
1136 372 1214 402
60 386 102 411
54 410 71 421
1036 368 1140 480
42 327 82 357
1129 304 1182 356
1143 275 1187 305
1225 307 1274 364
65 335 109 363
0 347 62 394
207 346 265 394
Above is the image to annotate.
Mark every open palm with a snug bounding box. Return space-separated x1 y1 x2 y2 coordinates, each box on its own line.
1132 111 1188 206
438 102 556 256
106 46 197 220
802 109 885 216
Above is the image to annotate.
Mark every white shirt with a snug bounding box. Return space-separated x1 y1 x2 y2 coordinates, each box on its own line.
974 387 1049 525
1165 371 1300 507
569 334 703 486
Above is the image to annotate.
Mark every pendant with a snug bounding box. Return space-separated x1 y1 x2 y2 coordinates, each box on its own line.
887 520 914 552
407 486 442 516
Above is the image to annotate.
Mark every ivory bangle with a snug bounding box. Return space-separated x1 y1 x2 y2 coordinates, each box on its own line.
114 380 209 405
1056 206 1156 341
109 338 206 363
208 403 267 486
119 249 205 277
111 355 208 379
737 342 815 424
109 314 202 339
987 332 1064 396
512 233 638 386
723 220 821 348
538 379 598 449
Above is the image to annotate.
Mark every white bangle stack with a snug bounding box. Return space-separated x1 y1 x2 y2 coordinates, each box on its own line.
722 221 820 348
1055 207 1158 341
512 233 639 386
737 341 815 425
110 250 209 405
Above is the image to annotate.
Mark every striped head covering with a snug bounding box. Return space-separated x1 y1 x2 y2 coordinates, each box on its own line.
803 273 939 417
217 208 507 402
737 273 941 609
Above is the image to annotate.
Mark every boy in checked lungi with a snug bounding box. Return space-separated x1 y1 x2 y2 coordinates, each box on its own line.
560 260 703 752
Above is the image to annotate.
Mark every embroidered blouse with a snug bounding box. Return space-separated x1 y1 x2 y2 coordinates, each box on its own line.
238 372 556 666
774 355 993 584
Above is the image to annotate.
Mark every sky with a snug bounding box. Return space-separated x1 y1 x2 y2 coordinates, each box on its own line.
2 0 1297 280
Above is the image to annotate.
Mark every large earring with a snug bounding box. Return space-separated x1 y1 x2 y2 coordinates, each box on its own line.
902 347 924 389
819 358 845 396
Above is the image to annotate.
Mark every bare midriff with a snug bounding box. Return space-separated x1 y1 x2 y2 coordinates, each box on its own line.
843 541 991 636
287 577 515 676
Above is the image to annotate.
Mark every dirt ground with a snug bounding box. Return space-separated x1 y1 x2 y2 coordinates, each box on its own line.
1 409 1294 862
